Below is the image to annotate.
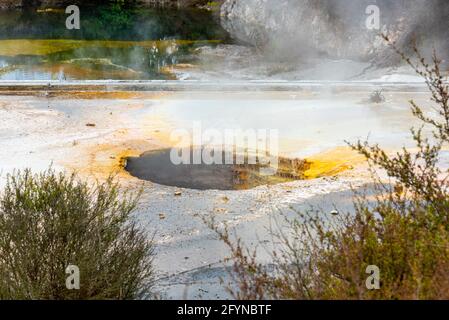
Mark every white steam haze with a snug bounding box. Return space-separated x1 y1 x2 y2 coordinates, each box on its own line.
221 0 449 65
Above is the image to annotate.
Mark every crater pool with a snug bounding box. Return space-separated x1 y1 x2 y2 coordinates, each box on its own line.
125 147 309 190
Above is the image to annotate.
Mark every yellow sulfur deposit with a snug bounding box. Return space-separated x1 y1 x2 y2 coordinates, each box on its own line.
304 147 364 179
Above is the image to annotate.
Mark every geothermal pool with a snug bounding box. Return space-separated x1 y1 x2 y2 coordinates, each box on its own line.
94 84 431 189
117 84 429 188
0 83 431 189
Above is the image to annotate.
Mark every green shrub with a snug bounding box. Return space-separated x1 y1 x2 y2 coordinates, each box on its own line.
211 39 449 300
0 169 154 300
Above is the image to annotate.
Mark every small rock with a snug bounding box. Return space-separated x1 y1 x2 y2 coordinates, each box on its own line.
159 213 166 220
214 208 227 214
330 210 340 216
174 191 182 196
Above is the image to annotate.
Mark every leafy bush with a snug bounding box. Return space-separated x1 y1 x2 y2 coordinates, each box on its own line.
0 169 154 300
211 39 449 300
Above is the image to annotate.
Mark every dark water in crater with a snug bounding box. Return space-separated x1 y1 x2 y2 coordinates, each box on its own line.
0 5 229 80
125 148 304 191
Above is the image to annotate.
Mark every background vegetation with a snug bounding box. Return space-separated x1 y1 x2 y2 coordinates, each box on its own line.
0 169 154 300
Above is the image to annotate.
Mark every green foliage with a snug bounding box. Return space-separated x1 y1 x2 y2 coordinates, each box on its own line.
0 169 154 300
97 3 133 33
